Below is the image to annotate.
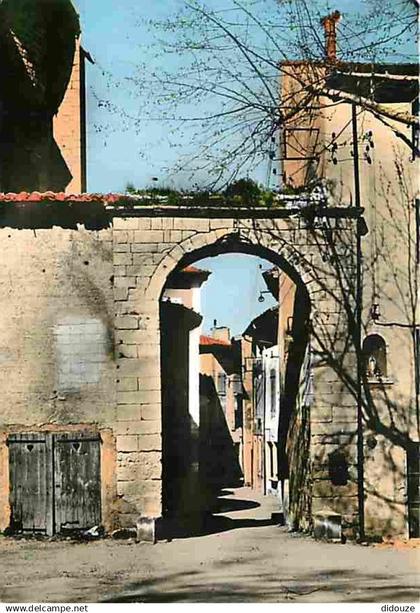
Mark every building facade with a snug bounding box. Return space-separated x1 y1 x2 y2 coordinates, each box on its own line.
160 265 210 528
0 7 417 544
0 0 89 194
199 328 243 501
280 14 419 537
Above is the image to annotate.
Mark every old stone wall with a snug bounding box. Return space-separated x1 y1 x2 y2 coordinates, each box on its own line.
0 206 362 538
0 225 116 531
281 68 419 538
321 105 417 536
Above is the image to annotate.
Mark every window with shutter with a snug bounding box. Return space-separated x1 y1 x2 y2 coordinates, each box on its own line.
7 432 101 536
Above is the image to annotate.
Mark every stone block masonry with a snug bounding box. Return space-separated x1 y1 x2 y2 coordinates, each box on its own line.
111 209 360 538
0 202 362 540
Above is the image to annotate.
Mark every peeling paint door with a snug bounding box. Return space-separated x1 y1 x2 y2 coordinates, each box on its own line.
408 442 420 538
8 433 53 535
54 433 101 534
8 432 101 536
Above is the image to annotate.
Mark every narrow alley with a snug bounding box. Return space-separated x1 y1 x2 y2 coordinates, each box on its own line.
0 487 418 603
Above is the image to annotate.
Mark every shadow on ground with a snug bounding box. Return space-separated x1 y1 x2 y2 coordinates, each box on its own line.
159 513 276 540
211 491 261 513
100 567 419 603
159 489 276 540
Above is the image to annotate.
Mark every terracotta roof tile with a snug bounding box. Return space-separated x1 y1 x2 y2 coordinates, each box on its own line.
181 265 210 275
0 192 126 203
200 335 231 347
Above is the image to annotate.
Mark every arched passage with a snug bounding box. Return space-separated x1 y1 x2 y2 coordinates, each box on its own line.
112 213 359 540
145 225 319 305
158 239 312 533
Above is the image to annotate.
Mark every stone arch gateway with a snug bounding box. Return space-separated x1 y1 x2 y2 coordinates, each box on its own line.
111 203 362 540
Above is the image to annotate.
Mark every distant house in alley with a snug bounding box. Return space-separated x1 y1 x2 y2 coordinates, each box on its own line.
199 326 243 500
242 307 279 494
160 265 210 527
261 268 311 528
236 263 312 530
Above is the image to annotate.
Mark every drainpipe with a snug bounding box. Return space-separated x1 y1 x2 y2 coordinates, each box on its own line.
352 102 365 541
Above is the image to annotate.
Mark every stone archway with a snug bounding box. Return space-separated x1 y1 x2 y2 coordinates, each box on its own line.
158 237 313 534
112 210 360 540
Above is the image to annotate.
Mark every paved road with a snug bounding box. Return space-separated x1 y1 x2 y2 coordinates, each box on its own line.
0 487 419 603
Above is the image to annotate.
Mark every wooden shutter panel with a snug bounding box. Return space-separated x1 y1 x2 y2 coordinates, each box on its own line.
8 433 52 534
54 432 101 534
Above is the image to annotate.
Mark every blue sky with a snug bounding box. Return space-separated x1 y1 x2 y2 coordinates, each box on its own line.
76 0 193 193
73 0 416 335
196 254 277 336
75 0 416 194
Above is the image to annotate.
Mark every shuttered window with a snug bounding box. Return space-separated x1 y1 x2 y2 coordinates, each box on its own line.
8 433 52 534
8 432 101 536
216 372 227 395
270 369 277 418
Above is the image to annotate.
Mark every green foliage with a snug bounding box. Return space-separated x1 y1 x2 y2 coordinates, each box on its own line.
123 178 286 208
223 178 262 206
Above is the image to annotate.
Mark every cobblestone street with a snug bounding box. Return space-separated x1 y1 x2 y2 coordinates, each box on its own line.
0 487 418 603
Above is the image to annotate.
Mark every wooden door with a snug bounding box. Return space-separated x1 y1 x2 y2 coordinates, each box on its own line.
408 442 420 538
8 433 53 534
8 432 101 535
254 370 265 492
54 433 101 534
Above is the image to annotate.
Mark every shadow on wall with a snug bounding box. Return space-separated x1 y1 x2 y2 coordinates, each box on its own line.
0 201 111 231
278 285 311 530
287 401 312 532
160 301 202 522
159 309 246 538
199 374 243 508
